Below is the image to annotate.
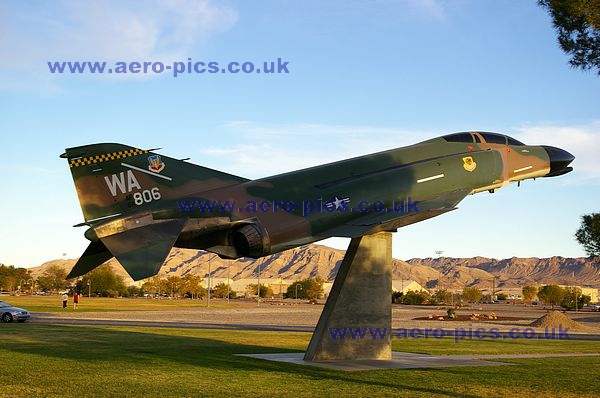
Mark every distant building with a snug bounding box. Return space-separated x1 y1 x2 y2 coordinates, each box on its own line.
392 280 427 295
203 277 293 297
527 284 599 304
580 287 599 303
480 288 523 301
481 285 599 304
559 285 599 304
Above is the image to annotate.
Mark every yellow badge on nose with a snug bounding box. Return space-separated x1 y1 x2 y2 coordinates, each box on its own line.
463 156 476 172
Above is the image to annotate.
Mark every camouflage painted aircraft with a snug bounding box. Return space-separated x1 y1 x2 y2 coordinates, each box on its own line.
62 132 574 281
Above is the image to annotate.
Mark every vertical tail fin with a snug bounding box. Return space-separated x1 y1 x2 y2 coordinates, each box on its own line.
61 143 248 223
62 143 249 281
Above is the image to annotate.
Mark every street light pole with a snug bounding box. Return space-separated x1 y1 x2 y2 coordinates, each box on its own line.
257 262 261 306
227 264 230 304
207 254 212 307
573 271 578 312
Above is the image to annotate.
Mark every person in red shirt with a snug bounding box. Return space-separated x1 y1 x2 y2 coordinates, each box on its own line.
73 292 79 310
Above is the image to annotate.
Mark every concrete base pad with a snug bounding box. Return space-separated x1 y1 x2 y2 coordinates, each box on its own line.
236 352 600 371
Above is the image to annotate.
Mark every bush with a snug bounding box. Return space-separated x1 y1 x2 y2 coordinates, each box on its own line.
213 283 236 299
401 290 431 305
538 285 564 308
462 287 483 303
247 283 273 298
285 278 324 300
431 289 452 305
447 308 456 319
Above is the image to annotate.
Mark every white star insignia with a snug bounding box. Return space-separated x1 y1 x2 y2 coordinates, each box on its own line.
333 196 343 210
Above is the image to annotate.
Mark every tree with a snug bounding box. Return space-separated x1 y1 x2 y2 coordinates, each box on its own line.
579 294 592 308
301 277 325 300
179 275 205 299
142 276 167 296
285 277 325 300
431 289 453 305
560 287 592 310
522 286 538 304
575 213 600 256
126 285 142 297
561 287 582 309
213 282 236 299
286 281 305 299
538 285 565 308
538 0 600 75
0 264 32 292
462 287 483 303
165 275 182 297
36 265 69 292
401 290 431 305
78 265 127 297
247 283 273 298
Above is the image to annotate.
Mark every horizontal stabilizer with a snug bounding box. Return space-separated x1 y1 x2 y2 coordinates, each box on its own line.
66 240 114 279
100 219 186 281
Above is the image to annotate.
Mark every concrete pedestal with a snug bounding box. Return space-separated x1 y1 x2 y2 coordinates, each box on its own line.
304 232 392 361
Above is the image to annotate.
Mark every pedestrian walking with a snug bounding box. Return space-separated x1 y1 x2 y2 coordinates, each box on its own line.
61 293 68 309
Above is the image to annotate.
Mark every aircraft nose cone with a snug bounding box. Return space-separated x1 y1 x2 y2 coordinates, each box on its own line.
542 146 575 177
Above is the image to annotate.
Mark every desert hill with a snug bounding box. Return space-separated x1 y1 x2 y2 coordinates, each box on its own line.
26 245 600 288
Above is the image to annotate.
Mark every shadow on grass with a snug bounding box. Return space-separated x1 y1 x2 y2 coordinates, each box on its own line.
0 324 483 398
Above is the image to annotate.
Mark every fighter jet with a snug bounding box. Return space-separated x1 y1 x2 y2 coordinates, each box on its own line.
62 131 574 281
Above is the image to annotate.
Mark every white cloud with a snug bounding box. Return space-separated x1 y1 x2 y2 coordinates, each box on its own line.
0 0 238 90
514 121 600 183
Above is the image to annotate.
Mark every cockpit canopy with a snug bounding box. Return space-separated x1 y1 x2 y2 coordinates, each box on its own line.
442 132 525 146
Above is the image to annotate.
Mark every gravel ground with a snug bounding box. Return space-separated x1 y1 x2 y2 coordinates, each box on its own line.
29 302 600 334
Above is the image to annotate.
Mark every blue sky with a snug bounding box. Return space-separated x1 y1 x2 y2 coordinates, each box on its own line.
0 0 599 268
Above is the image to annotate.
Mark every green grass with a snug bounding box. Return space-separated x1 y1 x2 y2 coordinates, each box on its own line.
2 295 236 313
1 324 599 397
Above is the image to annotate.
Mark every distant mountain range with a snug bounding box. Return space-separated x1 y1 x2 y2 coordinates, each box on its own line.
26 244 600 289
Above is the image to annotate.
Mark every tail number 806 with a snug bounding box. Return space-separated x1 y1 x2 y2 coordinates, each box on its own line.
133 187 161 205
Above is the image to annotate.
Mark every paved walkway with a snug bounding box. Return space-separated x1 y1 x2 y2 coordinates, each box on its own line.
237 352 600 371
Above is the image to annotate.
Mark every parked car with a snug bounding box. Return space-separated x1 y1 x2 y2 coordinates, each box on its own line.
0 300 31 323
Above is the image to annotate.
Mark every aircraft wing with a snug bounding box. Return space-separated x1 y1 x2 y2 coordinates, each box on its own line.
323 189 470 238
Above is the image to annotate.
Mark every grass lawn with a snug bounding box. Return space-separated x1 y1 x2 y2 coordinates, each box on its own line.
2 295 236 313
1 324 599 397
